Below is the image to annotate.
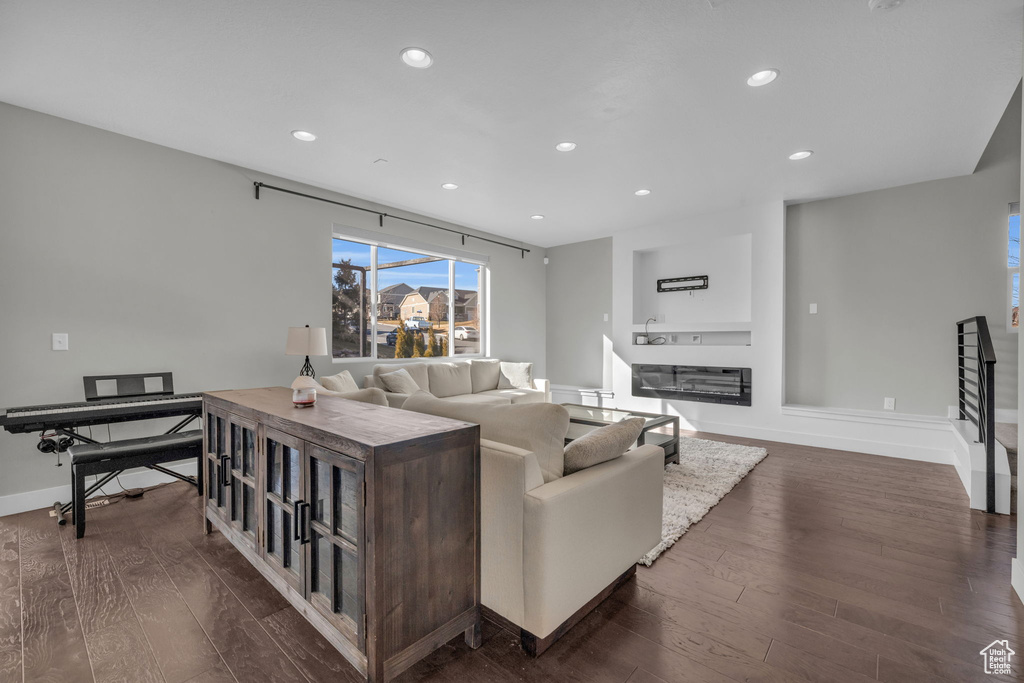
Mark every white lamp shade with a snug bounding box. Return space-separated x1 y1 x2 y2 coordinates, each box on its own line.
286 326 328 356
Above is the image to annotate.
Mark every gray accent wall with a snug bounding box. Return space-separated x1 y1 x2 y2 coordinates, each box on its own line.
786 85 1021 416
545 237 612 388
0 102 546 499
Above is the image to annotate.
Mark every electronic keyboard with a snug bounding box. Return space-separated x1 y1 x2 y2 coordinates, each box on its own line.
0 393 202 434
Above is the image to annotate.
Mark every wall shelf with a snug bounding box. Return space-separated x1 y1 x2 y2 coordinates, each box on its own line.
631 321 751 333
632 329 751 347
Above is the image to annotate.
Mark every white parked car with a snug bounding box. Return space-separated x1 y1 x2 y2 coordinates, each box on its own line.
453 326 478 341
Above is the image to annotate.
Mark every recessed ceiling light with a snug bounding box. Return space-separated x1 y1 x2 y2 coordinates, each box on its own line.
789 150 813 160
401 47 433 68
634 189 651 196
441 183 459 190
868 0 904 11
531 215 545 220
555 142 577 152
747 69 779 87
291 130 316 142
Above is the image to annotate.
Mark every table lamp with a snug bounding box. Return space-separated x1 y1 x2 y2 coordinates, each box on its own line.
286 325 328 378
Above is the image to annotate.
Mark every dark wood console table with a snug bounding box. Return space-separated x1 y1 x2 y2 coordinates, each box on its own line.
202 387 481 682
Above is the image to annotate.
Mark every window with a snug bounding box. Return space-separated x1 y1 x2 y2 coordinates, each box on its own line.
331 232 486 359
1009 203 1019 330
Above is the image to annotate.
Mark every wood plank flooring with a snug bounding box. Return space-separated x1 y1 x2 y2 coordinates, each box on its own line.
0 432 1020 682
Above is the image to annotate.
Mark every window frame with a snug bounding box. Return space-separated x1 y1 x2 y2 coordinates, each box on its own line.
331 225 488 362
1009 203 1019 333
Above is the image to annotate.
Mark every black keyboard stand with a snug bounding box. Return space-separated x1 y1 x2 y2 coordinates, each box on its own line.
54 413 201 528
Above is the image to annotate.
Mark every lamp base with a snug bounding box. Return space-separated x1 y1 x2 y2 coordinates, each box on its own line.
299 356 315 379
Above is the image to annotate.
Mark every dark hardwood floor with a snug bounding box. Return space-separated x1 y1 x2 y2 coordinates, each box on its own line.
0 432 1020 682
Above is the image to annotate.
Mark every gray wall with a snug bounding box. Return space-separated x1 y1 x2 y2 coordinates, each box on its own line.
545 237 612 388
786 85 1021 416
0 102 546 499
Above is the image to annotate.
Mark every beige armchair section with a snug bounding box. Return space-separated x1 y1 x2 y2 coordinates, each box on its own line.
403 392 663 656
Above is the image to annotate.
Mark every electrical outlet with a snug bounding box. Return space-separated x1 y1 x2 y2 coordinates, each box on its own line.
654 313 665 323
883 397 895 411
52 333 69 351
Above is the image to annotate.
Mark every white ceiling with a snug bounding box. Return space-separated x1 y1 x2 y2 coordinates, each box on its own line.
1 0 1021 248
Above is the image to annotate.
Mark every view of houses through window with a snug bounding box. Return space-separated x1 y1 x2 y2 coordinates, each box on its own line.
332 236 483 359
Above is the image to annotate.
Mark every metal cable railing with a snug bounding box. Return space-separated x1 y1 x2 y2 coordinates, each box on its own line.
957 316 997 513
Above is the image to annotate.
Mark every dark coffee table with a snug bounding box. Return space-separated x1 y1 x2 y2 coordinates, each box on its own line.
561 404 680 465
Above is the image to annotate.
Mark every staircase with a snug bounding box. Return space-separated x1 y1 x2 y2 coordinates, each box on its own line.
995 422 1018 514
954 316 1011 514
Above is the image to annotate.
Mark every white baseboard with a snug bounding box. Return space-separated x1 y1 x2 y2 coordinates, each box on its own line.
0 461 198 518
686 415 955 465
1013 558 1024 606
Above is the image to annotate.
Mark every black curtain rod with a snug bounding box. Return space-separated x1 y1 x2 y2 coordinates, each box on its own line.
253 181 530 256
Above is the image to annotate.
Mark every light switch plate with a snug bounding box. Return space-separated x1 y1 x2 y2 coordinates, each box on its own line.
809 303 818 314
603 313 609 322
52 333 69 351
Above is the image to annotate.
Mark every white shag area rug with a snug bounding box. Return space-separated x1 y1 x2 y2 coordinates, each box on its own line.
639 436 768 566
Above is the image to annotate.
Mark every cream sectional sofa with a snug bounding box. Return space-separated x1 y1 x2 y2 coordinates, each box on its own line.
361 359 551 408
403 391 664 656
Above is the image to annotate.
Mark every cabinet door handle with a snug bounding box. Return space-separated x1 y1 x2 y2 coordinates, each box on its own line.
293 500 303 541
300 502 311 545
220 455 231 487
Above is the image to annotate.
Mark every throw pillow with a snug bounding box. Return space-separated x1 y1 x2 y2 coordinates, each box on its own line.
562 417 646 475
373 363 430 392
427 362 473 398
497 361 533 390
319 370 359 393
470 359 501 393
378 368 422 395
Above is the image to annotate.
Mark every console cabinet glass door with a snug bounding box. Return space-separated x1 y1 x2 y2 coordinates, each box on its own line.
262 427 305 591
228 415 258 547
305 444 364 647
204 408 230 525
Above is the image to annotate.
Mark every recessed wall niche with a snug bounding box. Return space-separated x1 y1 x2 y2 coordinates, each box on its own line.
631 232 752 325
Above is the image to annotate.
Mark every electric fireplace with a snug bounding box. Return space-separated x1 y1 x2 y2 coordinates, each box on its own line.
632 364 752 406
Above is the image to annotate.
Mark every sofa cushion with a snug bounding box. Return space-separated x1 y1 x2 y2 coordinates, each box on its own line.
404 391 568 482
378 368 422 395
562 417 646 475
471 359 502 393
477 388 547 405
497 362 533 390
373 362 429 393
439 393 512 405
427 362 473 398
319 370 359 393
